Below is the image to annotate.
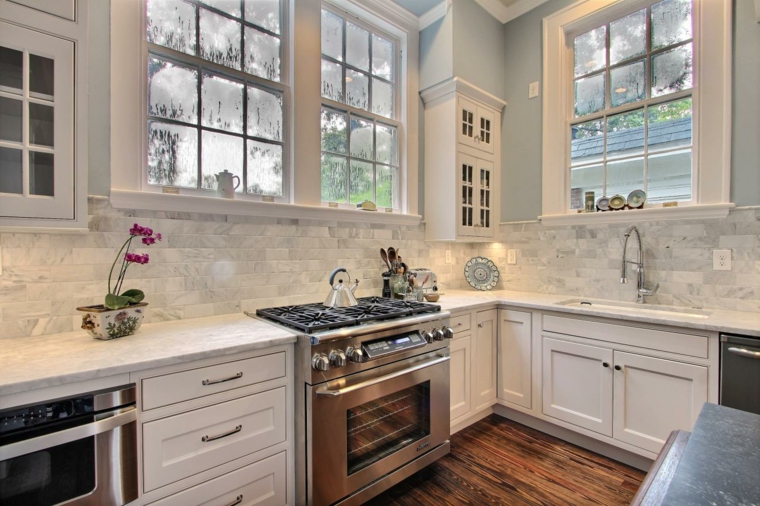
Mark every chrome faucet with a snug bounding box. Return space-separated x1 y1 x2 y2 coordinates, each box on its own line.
621 225 659 304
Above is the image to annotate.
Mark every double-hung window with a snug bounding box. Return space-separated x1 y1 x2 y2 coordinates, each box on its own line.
319 5 401 210
145 0 287 199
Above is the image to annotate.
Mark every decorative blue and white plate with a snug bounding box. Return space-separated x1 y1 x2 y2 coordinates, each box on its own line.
464 257 499 291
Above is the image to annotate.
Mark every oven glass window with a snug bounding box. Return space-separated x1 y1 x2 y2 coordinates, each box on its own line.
347 381 431 475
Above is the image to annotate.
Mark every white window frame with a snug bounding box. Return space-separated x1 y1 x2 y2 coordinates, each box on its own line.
541 0 733 226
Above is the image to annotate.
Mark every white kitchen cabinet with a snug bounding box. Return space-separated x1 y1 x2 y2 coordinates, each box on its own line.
542 337 613 436
457 153 494 238
612 351 707 453
457 96 494 154
449 334 472 421
498 309 532 409
473 309 497 410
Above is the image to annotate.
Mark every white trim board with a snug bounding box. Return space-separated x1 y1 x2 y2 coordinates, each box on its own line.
539 203 735 227
420 0 451 30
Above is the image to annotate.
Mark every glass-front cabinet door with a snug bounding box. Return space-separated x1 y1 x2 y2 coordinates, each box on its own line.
0 21 74 220
476 107 495 154
458 152 477 237
477 158 494 237
457 96 478 148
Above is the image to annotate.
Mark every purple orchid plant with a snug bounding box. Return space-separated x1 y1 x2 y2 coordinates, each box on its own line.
105 223 162 310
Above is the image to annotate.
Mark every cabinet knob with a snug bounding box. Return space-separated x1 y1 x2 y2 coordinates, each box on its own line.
602 362 609 368
614 365 622 371
477 323 484 328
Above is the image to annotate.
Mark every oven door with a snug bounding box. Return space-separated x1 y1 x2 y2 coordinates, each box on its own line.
308 349 450 506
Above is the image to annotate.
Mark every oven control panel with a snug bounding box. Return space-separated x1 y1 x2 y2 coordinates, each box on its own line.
362 332 426 360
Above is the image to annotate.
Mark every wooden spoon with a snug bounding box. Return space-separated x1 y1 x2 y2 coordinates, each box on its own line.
380 248 391 272
388 247 397 270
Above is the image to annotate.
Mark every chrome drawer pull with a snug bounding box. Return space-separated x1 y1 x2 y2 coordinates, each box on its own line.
202 425 242 442
227 495 243 506
727 347 760 360
202 372 243 386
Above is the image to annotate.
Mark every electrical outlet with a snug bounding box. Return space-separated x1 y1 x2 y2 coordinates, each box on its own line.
445 250 452 264
713 250 732 271
507 250 517 265
528 81 539 99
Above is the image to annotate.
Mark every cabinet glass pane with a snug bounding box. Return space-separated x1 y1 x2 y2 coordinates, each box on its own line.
148 56 198 125
201 131 243 191
574 26 606 77
0 147 22 194
148 121 198 188
349 159 373 204
0 97 22 143
0 46 22 93
321 153 347 202
651 0 692 50
647 97 692 152
480 116 491 144
146 0 197 56
651 43 692 97
606 157 644 198
320 108 347 154
29 151 54 196
574 72 606 117
346 23 369 72
371 78 393 119
346 70 369 111
247 86 282 141
29 54 54 99
321 59 343 102
376 164 397 209
201 73 244 133
245 0 280 34
321 10 343 62
647 149 692 202
610 60 645 107
29 103 54 147
371 34 393 80
199 8 242 70
606 109 645 159
376 123 397 166
244 27 280 82
349 116 372 161
199 0 241 18
247 139 283 196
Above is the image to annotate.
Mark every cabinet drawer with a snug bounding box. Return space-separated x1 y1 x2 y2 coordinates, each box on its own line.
543 315 708 359
142 352 286 411
148 451 287 506
450 313 471 336
143 387 287 492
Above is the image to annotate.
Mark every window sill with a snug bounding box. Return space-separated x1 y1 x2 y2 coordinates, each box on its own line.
538 203 735 227
110 189 422 226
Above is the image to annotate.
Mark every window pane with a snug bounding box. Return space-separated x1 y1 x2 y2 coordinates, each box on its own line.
349 159 373 204
321 59 343 102
29 55 54 99
570 119 604 165
199 8 242 70
648 149 692 202
29 151 54 196
321 10 343 61
574 26 606 77
569 163 603 208
247 140 283 196
647 97 692 152
201 131 243 192
148 121 198 188
574 72 605 117
247 86 282 141
606 109 645 159
321 108 347 154
148 56 198 124
376 164 398 209
651 43 692 97
346 23 369 72
0 97 22 142
244 27 281 82
321 154 347 202
147 0 196 56
245 0 280 34
376 123 398 166
349 116 373 161
606 157 644 198
372 78 393 119
201 73 244 133
610 9 646 65
651 0 692 50
610 60 645 107
0 147 22 194
29 103 54 147
346 70 369 111
372 34 393 80
199 0 240 18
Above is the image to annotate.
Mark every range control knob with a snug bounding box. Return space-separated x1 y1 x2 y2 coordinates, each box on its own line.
330 350 347 368
312 353 330 372
422 331 434 344
433 328 445 341
442 326 454 339
346 346 364 364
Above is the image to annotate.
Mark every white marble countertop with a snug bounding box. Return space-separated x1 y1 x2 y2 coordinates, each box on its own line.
0 314 297 396
438 289 760 337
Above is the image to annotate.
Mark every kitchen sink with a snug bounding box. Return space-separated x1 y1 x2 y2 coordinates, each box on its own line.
555 299 711 319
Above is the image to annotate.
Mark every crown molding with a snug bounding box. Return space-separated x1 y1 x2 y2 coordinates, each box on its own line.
419 0 451 30
328 0 420 32
420 77 507 110
502 0 552 23
472 0 510 22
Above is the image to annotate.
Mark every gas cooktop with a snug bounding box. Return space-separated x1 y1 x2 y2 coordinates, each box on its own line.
255 297 441 334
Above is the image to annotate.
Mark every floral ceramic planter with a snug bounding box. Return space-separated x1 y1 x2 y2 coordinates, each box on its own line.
77 303 148 340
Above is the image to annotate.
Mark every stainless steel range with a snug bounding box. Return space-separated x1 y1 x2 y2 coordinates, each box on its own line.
254 296 454 506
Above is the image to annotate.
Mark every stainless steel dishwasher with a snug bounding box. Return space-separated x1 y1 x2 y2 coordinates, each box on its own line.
720 334 760 415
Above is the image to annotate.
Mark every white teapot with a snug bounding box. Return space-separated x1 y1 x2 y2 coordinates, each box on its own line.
215 170 240 199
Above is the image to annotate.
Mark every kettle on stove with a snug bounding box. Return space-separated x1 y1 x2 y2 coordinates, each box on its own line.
324 268 359 308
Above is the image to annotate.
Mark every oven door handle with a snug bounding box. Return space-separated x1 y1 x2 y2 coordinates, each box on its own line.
0 405 137 461
317 355 450 397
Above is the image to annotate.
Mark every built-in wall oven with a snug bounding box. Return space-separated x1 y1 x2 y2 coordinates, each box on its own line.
0 384 138 506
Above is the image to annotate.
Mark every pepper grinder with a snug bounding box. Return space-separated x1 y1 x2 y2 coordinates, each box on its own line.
382 272 391 298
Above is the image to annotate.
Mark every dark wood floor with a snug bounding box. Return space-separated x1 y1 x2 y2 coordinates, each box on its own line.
366 415 646 506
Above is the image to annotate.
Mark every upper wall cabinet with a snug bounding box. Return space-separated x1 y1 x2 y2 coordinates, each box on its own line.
0 1 88 230
421 78 505 242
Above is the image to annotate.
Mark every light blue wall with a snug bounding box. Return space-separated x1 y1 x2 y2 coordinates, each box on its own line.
88 0 111 196
419 14 453 90
452 0 505 100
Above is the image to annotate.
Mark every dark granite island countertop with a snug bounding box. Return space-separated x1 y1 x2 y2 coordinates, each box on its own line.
661 403 760 505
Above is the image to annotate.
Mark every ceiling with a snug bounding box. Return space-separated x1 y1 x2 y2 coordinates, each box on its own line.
392 0 550 25
391 0 441 16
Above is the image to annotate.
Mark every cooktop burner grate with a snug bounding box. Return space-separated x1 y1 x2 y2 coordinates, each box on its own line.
256 297 440 333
